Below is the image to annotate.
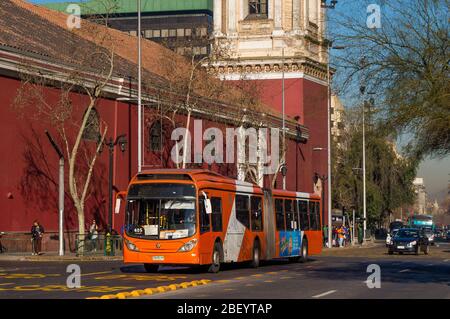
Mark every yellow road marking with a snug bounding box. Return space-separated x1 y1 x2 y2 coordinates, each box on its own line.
0 283 15 286
216 279 231 283
280 276 293 279
0 273 60 279
264 280 274 283
81 271 113 277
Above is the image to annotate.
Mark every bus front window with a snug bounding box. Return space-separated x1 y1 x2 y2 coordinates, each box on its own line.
126 198 196 240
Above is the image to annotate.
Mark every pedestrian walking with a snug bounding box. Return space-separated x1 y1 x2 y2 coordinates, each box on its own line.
323 224 329 247
89 220 99 252
31 220 44 255
338 225 345 248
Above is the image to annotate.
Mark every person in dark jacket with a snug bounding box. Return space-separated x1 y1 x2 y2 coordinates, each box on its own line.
31 220 44 255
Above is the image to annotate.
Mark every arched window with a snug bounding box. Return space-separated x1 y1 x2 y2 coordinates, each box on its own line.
82 108 100 142
249 0 268 16
149 120 163 152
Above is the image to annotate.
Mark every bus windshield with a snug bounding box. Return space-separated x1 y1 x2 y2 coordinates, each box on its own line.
125 183 196 240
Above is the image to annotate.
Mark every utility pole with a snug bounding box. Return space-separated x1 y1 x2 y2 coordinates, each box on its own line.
363 101 367 243
137 0 142 173
102 135 127 234
282 47 286 190
45 131 64 256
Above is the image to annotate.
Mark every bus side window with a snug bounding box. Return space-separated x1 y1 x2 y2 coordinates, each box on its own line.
298 200 309 231
285 200 295 231
250 196 263 232
275 199 285 231
211 197 223 232
309 201 318 230
236 195 250 228
199 197 211 234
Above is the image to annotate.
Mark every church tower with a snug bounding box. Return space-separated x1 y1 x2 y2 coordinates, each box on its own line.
211 0 330 208
211 0 329 121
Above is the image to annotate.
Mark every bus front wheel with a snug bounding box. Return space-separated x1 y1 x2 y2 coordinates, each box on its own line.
143 264 159 273
208 242 222 273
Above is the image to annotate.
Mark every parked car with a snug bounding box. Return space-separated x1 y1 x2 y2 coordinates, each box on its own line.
388 228 430 255
386 229 400 247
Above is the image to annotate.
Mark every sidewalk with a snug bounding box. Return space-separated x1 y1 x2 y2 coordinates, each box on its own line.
0 252 123 262
323 240 381 250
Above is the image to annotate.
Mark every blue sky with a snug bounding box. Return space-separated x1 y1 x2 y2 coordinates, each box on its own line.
28 0 450 198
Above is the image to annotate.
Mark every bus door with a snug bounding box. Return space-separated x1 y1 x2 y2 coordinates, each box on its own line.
282 199 301 257
223 193 248 262
198 190 213 263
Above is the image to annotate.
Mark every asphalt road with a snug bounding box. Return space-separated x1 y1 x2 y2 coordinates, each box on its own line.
0 242 449 299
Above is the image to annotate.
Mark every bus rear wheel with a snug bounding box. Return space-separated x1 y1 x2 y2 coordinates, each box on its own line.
250 240 260 268
208 242 222 273
299 238 308 263
143 264 159 273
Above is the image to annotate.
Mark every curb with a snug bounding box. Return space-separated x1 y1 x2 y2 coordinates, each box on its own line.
0 255 123 262
86 279 212 299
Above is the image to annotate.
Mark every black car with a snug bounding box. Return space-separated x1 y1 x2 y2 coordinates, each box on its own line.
388 228 430 255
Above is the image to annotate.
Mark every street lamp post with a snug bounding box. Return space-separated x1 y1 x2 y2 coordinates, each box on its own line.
362 96 367 243
137 0 142 173
324 42 345 249
45 131 65 256
102 135 127 234
282 47 286 190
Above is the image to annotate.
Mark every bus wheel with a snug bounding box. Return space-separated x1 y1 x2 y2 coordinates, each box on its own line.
299 238 308 263
208 243 221 273
143 264 159 273
250 240 260 268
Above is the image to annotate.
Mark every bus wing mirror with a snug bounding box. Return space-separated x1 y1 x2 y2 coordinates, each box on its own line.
115 191 127 214
205 199 212 215
201 191 212 215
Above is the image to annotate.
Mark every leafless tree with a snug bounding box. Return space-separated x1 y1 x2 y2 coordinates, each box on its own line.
13 19 117 254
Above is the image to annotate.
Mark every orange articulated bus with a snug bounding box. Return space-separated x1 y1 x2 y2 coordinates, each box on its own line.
120 169 322 273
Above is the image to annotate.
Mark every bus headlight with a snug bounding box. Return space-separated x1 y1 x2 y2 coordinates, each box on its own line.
125 239 139 252
178 239 198 252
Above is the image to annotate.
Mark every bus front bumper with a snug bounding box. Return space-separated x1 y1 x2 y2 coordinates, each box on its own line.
123 249 201 265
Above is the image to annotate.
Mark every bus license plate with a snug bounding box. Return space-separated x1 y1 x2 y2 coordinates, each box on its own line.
397 246 404 249
152 256 164 261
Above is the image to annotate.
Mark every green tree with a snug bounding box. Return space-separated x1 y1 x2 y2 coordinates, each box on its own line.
332 108 417 229
331 0 449 159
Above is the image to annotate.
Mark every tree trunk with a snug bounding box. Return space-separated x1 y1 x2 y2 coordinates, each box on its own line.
76 203 85 255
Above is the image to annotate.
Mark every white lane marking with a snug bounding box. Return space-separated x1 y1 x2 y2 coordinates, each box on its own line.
399 269 410 273
444 259 449 262
312 290 337 298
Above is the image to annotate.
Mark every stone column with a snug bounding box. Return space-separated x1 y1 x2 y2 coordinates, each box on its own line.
213 0 222 35
292 0 301 32
273 0 283 35
228 0 237 35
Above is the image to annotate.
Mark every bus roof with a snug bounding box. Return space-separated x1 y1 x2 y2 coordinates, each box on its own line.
133 169 253 186
131 169 320 199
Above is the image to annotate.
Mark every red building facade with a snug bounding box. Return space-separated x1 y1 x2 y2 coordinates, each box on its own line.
0 0 329 252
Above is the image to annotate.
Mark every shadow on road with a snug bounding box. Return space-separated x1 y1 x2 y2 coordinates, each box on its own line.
119 258 319 275
296 260 450 286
